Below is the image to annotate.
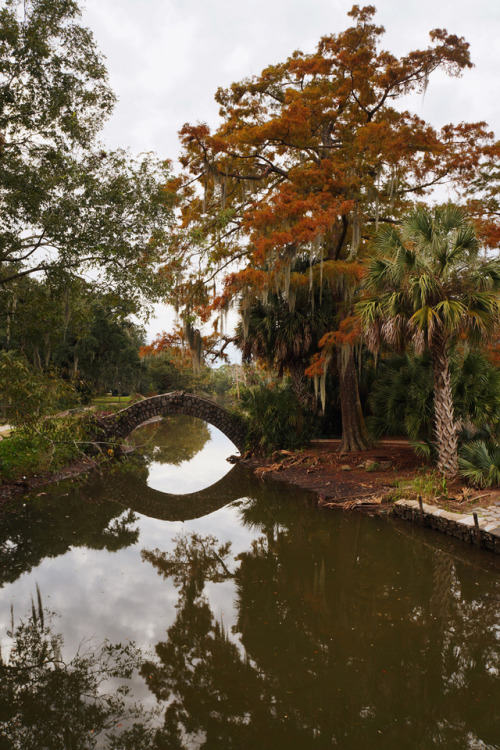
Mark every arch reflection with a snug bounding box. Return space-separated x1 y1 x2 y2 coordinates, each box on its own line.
83 463 264 522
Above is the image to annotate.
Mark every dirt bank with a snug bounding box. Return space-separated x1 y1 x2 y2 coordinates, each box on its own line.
0 458 98 503
244 439 500 515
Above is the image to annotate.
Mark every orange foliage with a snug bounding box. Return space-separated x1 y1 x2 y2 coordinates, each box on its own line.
486 341 500 368
304 352 328 378
139 329 186 359
304 317 362 379
319 317 363 350
167 4 496 376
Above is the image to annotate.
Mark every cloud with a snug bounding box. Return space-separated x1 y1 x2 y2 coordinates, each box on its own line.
81 0 500 340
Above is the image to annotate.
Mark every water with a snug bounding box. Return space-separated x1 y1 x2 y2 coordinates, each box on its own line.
1 415 500 749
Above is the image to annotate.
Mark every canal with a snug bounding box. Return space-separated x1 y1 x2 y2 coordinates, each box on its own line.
1 415 499 749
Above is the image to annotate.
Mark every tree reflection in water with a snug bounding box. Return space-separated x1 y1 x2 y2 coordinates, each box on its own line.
0 487 139 589
0 593 163 750
129 416 211 467
141 495 500 750
0 417 212 590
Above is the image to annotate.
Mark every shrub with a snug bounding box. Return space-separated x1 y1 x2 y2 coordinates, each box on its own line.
0 351 78 426
238 381 318 454
0 413 98 482
368 350 500 446
458 440 500 487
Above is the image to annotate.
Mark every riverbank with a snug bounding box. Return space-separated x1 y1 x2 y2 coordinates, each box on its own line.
248 439 421 510
3 433 500 554
244 439 500 553
0 457 98 502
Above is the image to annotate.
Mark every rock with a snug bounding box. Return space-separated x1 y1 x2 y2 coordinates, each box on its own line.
379 460 393 470
364 460 380 471
341 464 352 471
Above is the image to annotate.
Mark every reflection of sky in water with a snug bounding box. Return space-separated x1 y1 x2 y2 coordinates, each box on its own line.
3 421 500 748
0 425 257 707
145 424 237 493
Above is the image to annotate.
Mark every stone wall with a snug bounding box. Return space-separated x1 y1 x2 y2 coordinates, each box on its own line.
393 499 500 554
94 391 247 452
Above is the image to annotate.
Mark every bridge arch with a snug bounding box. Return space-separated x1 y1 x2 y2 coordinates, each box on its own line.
95 391 247 452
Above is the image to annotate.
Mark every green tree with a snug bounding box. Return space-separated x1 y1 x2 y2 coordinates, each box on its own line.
73 306 147 394
358 206 500 476
171 5 495 452
238 262 336 411
0 275 150 395
367 350 500 448
0 0 173 302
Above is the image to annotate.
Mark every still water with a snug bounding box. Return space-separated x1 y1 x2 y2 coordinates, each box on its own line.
1 415 500 749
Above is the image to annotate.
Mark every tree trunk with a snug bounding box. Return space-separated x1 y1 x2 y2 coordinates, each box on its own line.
430 335 458 478
288 362 317 412
338 348 370 452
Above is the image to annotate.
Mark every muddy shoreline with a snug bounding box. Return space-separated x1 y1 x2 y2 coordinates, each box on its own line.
241 439 424 512
0 458 98 502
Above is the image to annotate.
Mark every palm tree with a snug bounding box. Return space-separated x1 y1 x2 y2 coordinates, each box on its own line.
238 281 334 411
357 205 500 477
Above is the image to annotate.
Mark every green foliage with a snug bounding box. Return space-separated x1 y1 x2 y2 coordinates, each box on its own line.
0 432 48 480
238 381 318 453
73 306 148 394
0 352 108 480
0 412 96 481
147 354 234 401
360 205 500 474
238 264 335 408
367 353 434 443
360 205 500 349
453 351 500 428
0 276 150 396
390 470 450 503
458 440 500 487
0 352 78 426
367 350 500 445
0 0 173 301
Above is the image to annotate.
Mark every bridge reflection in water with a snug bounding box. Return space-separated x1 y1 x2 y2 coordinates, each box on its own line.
86 463 260 522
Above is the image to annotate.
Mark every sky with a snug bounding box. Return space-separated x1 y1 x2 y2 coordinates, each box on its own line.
81 0 500 341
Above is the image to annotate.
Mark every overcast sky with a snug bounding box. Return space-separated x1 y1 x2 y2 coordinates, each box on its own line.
82 0 500 340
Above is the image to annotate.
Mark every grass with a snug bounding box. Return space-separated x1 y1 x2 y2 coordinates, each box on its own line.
92 395 132 405
388 470 449 504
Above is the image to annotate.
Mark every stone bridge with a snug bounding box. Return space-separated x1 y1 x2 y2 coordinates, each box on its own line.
94 391 247 452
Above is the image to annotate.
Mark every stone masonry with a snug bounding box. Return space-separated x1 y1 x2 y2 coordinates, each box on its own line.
393 499 500 554
93 391 247 452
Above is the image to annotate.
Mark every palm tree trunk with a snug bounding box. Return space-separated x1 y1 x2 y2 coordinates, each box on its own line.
430 335 458 477
338 349 370 452
288 362 317 412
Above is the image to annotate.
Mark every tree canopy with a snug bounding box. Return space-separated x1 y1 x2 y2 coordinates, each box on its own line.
167 4 498 452
0 0 173 304
358 206 500 475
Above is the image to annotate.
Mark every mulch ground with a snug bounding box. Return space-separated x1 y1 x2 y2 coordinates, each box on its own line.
245 439 500 513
